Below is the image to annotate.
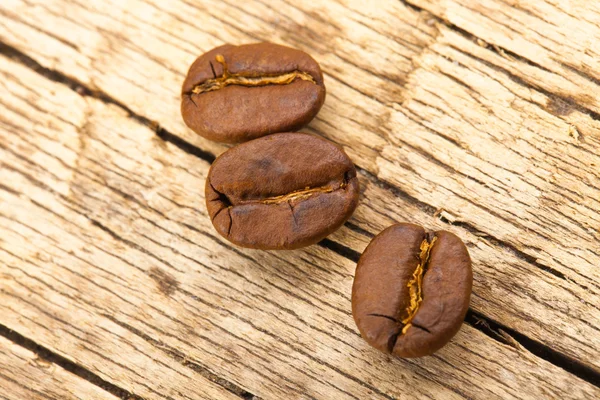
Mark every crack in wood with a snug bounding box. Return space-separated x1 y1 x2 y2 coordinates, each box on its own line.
355 167 578 286
398 0 600 123
317 238 361 263
465 310 600 388
0 322 144 400
0 41 216 164
447 42 600 124
102 315 258 400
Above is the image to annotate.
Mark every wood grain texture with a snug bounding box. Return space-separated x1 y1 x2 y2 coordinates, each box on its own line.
0 336 119 400
0 0 599 398
408 0 600 113
1 54 598 399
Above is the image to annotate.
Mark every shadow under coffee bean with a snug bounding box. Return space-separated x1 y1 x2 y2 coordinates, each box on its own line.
205 132 359 250
352 223 473 358
181 42 326 143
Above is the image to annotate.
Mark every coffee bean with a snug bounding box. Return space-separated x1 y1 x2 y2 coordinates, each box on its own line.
181 43 326 143
352 223 472 358
206 133 359 249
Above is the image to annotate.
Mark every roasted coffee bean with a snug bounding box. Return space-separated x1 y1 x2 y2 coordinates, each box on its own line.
352 223 472 358
181 42 326 143
205 132 359 249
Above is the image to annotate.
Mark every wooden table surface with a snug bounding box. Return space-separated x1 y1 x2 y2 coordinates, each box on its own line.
1 0 599 399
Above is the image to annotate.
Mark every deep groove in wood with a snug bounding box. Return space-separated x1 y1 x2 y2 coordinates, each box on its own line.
155 127 216 163
343 221 375 239
318 238 361 262
464 311 600 387
0 322 144 400
355 167 573 284
0 41 215 165
102 315 258 400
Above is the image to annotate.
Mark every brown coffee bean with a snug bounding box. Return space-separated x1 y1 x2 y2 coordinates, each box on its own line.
181 43 326 143
352 223 472 358
205 133 359 250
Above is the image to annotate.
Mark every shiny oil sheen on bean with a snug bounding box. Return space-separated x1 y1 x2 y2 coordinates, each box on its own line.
205 133 359 250
181 42 326 143
352 223 472 358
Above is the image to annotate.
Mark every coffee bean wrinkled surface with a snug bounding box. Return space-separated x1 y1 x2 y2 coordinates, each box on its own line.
206 133 359 249
182 42 325 143
352 223 472 358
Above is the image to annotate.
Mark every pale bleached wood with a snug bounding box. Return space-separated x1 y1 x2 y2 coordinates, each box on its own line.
0 336 120 400
1 54 598 399
0 0 598 374
407 0 600 113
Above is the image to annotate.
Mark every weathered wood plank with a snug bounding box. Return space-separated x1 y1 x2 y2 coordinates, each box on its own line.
0 0 598 375
407 0 600 113
0 335 119 400
1 54 598 399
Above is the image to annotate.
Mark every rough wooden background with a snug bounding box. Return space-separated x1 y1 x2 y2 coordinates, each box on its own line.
0 0 599 399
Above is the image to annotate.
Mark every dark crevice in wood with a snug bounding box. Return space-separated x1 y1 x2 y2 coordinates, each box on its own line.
465 310 600 388
343 221 375 239
355 167 437 214
0 40 215 165
318 238 361 263
356 166 575 284
560 61 600 90
439 215 568 278
155 127 216 163
437 215 570 282
103 315 258 400
451 42 600 124
399 0 545 73
0 41 127 115
464 310 512 346
0 322 144 400
396 0 427 14
433 11 554 75
0 42 85 94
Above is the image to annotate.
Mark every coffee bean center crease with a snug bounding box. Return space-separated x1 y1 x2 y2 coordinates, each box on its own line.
400 234 437 335
214 179 350 209
191 54 316 95
253 181 347 205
